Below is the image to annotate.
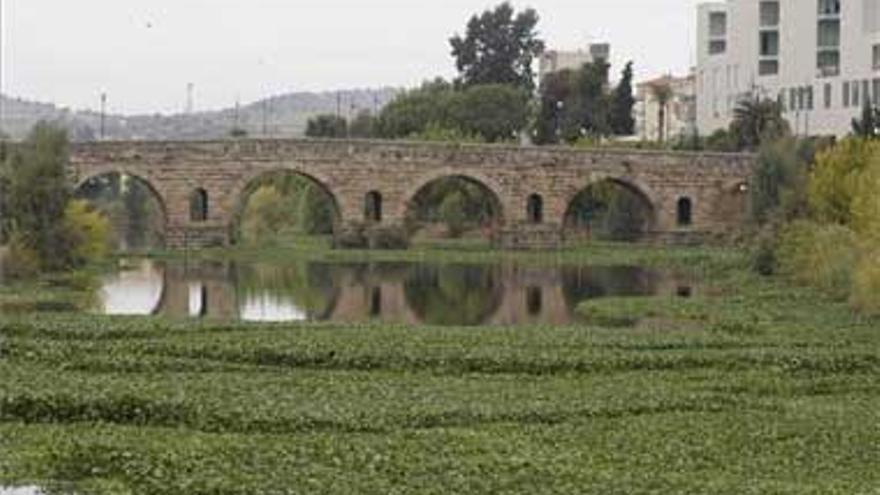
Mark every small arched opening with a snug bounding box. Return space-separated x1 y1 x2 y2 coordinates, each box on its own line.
365 191 383 223
677 197 693 226
526 286 542 316
369 286 382 317
190 188 209 223
527 194 544 224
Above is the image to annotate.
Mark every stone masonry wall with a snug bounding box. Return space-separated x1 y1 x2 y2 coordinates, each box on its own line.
69 139 755 250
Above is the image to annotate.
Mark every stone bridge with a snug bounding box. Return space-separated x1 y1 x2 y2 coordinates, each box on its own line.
69 139 754 249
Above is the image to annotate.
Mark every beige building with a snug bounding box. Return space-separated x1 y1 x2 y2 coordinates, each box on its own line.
539 43 611 81
635 73 697 142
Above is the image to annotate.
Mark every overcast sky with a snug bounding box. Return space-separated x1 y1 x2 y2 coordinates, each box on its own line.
2 0 702 115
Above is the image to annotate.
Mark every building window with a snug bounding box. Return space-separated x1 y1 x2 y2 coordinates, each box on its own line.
190 188 208 222
874 45 880 70
824 83 833 109
760 1 780 27
760 31 780 57
818 50 841 77
818 20 841 47
709 40 727 55
817 4 841 78
759 60 779 76
806 86 814 110
864 80 872 107
709 12 727 37
790 88 798 110
853 81 861 107
873 79 880 105
818 0 841 15
677 198 693 227
778 90 787 112
364 191 382 223
527 194 544 224
708 11 727 55
843 81 851 107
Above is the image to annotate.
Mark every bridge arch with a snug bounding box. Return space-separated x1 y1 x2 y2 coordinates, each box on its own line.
562 176 657 241
74 170 169 249
229 167 343 243
75 169 168 220
400 171 507 236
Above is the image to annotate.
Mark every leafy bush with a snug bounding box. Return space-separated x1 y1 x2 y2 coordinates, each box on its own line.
64 200 110 265
750 229 778 276
808 139 879 226
777 221 859 298
240 186 287 245
851 249 880 315
1 231 41 279
750 138 811 224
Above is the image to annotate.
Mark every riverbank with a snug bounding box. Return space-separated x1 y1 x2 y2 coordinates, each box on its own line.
1 243 878 493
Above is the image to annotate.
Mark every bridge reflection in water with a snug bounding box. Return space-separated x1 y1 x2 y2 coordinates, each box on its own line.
96 259 697 326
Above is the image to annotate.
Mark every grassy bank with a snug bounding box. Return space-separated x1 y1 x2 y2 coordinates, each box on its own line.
1 244 879 493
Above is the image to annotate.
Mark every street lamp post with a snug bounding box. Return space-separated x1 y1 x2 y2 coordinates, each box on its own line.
555 100 564 143
100 92 107 141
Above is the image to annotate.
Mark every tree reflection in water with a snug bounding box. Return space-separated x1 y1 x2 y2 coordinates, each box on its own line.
404 264 504 326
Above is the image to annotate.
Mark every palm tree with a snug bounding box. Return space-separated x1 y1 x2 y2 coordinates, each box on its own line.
649 81 673 144
729 95 789 150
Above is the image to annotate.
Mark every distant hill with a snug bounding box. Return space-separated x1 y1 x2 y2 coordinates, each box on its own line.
0 88 401 141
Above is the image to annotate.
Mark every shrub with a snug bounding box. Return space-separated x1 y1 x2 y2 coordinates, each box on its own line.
849 154 880 245
777 221 859 299
851 249 880 315
808 139 879 225
63 200 110 265
1 231 41 279
750 230 778 276
368 227 410 250
438 191 469 238
240 186 287 245
750 138 810 225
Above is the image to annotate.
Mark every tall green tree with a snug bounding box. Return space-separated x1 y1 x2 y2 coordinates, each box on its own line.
609 62 636 136
376 81 527 143
453 84 530 142
375 79 456 139
534 61 612 144
449 2 545 92
4 123 76 270
573 60 612 138
348 111 376 138
306 114 348 139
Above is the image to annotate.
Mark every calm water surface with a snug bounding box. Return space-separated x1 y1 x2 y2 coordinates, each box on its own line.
94 258 697 326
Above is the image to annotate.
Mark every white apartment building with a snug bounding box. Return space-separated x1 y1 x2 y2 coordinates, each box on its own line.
635 73 697 142
696 0 880 137
539 43 611 81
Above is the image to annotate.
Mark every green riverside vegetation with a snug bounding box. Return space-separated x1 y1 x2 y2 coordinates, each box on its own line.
1 244 879 494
